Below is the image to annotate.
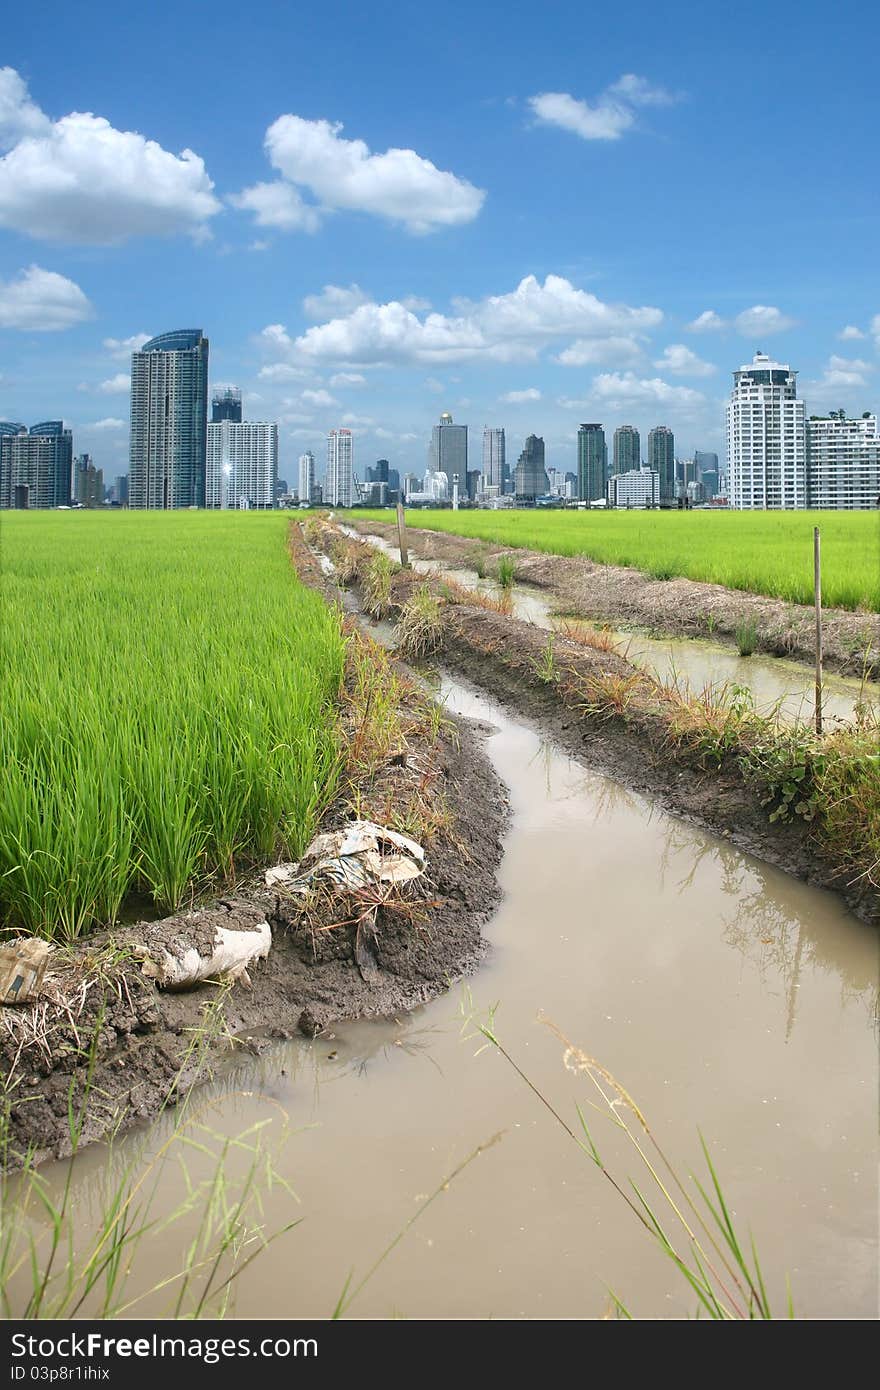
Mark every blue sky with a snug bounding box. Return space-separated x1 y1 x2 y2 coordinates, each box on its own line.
1 0 878 484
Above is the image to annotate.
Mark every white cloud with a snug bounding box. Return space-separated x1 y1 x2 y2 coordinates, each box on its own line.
734 304 796 337
303 284 371 319
653 343 716 377
528 74 679 142
259 323 294 351
686 310 726 333
249 239 269 252
0 264 93 330
228 180 320 232
837 325 865 341
278 274 662 366
97 372 130 394
0 69 220 243
103 333 150 358
871 314 880 346
591 371 705 407
814 355 874 389
300 388 339 407
0 68 51 147
424 376 444 393
402 295 431 311
341 413 375 426
87 417 126 431
236 115 485 234
501 387 541 402
556 335 643 366
329 371 367 387
258 362 309 381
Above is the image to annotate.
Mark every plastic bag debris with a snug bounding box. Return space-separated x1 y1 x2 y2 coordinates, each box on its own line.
0 938 51 1005
135 918 271 991
266 820 425 895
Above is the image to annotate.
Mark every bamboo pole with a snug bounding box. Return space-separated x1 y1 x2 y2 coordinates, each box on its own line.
396 501 410 569
814 526 823 736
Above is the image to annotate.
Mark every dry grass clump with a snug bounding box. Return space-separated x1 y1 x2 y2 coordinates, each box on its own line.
554 618 620 654
362 550 398 618
395 586 447 661
439 575 513 615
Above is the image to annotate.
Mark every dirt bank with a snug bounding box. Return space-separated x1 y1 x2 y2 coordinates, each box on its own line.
2 538 507 1167
349 516 880 679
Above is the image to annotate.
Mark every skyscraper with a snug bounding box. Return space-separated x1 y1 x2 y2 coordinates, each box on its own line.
0 422 73 509
727 351 806 509
205 420 278 509
577 423 607 502
298 451 316 504
74 454 104 507
807 412 880 510
129 329 209 509
482 427 506 491
613 425 640 475
431 412 467 487
326 428 354 506
211 387 242 423
514 435 549 501
647 426 675 503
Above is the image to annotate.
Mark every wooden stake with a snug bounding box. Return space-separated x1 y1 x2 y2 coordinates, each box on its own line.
396 501 410 569
814 526 823 736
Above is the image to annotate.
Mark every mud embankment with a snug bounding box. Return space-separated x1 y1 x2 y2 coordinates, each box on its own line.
349 516 880 679
2 534 507 1166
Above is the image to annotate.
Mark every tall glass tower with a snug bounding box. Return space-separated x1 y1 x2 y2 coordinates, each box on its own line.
577 423 607 502
431 412 468 486
481 426 506 490
647 425 675 502
129 330 209 508
514 435 549 501
613 424 641 475
211 387 242 422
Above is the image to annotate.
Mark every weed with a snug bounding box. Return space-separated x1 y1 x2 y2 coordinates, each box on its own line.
735 617 759 657
532 633 558 685
497 556 516 590
394 587 446 662
362 550 396 618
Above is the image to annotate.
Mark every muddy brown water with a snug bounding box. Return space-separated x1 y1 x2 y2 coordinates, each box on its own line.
345 525 879 726
18 672 878 1319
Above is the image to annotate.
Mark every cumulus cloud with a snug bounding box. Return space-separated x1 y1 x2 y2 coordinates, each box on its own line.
0 264 93 330
260 323 294 351
272 274 662 366
228 180 319 232
257 363 309 381
300 387 339 407
528 74 679 141
591 371 705 407
0 69 220 243
329 371 367 387
103 333 150 358
814 355 874 389
501 387 541 402
303 284 371 319
653 343 716 377
871 314 880 346
837 325 865 341
734 304 796 336
686 310 726 333
235 115 485 234
96 372 131 394
556 335 643 366
341 413 375 427
87 417 126 431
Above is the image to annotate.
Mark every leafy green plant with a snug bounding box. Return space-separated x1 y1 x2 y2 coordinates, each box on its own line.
532 633 558 684
735 617 758 656
741 727 821 823
497 556 516 590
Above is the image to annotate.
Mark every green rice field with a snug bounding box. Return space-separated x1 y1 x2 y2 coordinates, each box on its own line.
355 509 880 612
1 511 345 940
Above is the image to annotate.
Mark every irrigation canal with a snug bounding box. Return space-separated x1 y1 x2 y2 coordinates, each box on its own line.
30 669 879 1318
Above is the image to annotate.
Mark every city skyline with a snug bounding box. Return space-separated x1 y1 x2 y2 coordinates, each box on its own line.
1 1 877 482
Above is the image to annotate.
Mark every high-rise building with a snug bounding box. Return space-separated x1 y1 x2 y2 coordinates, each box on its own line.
74 454 104 507
431 412 468 487
298 451 316 504
807 412 880 510
608 468 660 509
514 435 549 501
326 428 353 506
206 420 278 509
211 387 242 423
647 426 675 503
115 474 129 506
368 459 390 485
577 423 607 502
482 427 506 491
727 351 806 509
613 425 640 475
0 422 73 509
129 329 209 509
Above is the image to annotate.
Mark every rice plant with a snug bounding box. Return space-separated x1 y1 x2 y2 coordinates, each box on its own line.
0 512 345 940
353 509 880 612
735 617 759 656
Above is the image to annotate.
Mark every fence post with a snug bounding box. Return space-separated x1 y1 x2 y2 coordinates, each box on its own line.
396 501 410 569
814 526 823 736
